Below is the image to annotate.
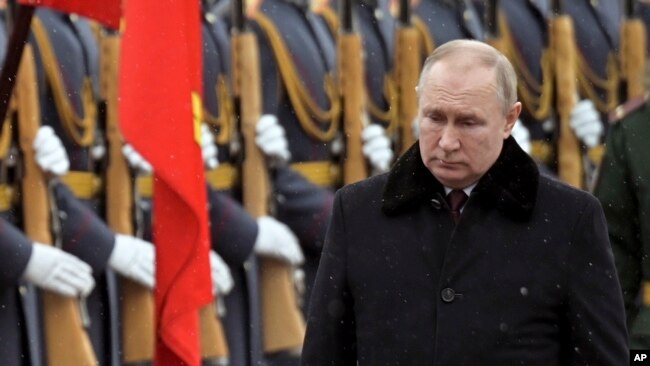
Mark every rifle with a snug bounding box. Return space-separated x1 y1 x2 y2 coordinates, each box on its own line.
484 0 503 51
17 44 97 366
230 0 306 353
337 0 368 184
620 0 647 100
549 0 582 188
99 31 156 365
394 0 421 155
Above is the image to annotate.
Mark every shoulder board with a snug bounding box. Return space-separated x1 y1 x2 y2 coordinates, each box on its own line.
608 94 649 125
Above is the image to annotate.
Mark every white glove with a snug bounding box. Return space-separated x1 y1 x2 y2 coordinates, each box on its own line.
122 143 153 174
254 216 304 266
201 124 219 170
362 124 393 172
255 115 291 164
209 250 233 295
33 126 70 176
510 119 531 155
22 243 95 297
570 99 604 148
109 234 155 289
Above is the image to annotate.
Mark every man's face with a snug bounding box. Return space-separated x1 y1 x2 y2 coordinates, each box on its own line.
418 60 520 189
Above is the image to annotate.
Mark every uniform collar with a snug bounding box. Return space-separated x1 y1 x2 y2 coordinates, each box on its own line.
382 136 539 221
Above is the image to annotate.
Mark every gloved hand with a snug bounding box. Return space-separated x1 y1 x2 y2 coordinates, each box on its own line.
122 143 153 174
254 216 304 266
570 99 604 148
22 242 95 297
362 124 393 172
256 115 291 164
510 119 531 155
109 234 155 289
201 124 219 170
34 125 70 176
209 250 233 296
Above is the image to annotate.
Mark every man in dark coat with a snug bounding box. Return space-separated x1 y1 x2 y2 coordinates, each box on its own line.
302 39 628 365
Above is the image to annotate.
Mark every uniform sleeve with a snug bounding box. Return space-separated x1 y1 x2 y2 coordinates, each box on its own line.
274 167 334 251
52 182 115 274
302 190 356 366
250 21 282 115
207 187 258 266
0 218 33 288
566 197 628 365
594 124 641 313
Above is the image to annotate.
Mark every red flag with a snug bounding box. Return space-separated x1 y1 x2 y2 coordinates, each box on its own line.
119 1 211 365
17 0 121 29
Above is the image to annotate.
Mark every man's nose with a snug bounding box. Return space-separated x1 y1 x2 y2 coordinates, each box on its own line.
438 126 461 152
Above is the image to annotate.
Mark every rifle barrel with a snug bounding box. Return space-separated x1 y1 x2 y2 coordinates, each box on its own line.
339 0 353 33
485 0 499 38
398 0 409 26
0 4 34 128
232 0 245 32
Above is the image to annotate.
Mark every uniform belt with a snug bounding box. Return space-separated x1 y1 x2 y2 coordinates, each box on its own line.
290 161 340 188
136 164 239 199
530 141 553 165
136 174 153 199
60 171 103 199
206 163 238 191
0 184 15 211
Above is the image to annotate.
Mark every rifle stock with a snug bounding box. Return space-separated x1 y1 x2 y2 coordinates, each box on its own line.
394 2 421 155
17 44 97 366
99 34 156 364
231 11 306 352
620 0 647 100
550 12 582 188
338 1 368 184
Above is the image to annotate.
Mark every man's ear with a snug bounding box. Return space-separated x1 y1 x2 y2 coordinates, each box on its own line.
503 101 522 138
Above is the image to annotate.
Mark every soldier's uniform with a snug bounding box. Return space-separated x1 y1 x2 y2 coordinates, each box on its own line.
413 0 483 56
251 0 336 309
496 0 555 169
594 94 650 348
201 8 264 366
30 9 119 366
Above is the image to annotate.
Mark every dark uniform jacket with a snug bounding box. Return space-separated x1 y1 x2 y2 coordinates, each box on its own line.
303 137 628 365
595 96 650 348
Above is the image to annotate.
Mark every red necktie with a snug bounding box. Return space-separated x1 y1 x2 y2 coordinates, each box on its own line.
447 189 468 224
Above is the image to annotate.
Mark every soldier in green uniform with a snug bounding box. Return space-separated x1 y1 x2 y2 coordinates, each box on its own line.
595 93 650 348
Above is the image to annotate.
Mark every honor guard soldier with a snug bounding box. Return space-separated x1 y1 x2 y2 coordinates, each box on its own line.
492 0 606 188
249 0 392 363
595 93 650 349
30 9 156 365
0 26 95 362
195 3 306 365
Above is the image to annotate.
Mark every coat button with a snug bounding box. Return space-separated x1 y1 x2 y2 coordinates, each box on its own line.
441 288 456 303
430 198 442 210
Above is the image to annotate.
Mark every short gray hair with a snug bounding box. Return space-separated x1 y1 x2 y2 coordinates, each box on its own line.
417 39 518 115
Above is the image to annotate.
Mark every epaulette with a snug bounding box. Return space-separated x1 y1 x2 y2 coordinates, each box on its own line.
608 93 649 125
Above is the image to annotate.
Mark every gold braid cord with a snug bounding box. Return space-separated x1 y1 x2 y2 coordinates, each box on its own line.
576 51 619 112
500 14 553 121
253 12 340 142
203 75 234 145
32 17 97 147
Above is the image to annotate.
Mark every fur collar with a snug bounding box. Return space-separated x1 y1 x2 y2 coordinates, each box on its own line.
382 137 539 221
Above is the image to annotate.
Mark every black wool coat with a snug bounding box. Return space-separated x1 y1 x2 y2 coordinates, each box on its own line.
302 137 628 365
